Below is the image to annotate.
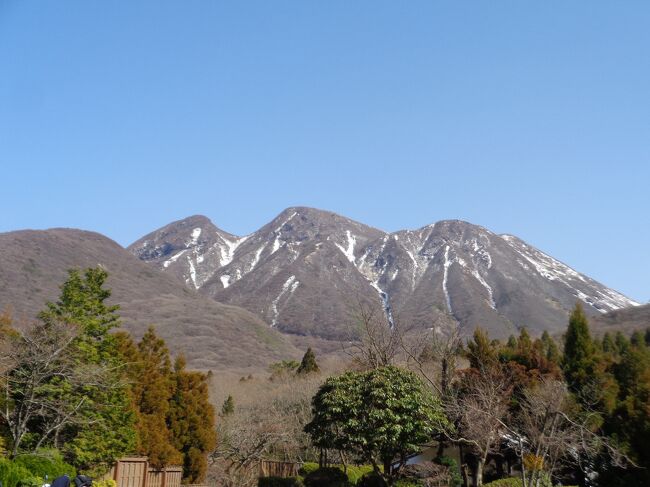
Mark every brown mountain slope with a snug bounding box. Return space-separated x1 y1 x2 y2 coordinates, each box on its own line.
591 303 650 335
0 228 299 370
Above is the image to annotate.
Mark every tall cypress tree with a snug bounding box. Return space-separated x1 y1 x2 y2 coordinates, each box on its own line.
562 303 619 415
168 356 216 483
467 328 498 371
562 303 597 396
131 327 182 468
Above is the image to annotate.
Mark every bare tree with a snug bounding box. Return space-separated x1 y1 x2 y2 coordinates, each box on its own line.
445 367 512 487
513 378 634 487
0 317 81 456
341 299 402 369
402 322 463 397
209 375 321 487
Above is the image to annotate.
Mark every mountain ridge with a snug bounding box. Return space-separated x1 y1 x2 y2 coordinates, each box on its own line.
129 208 640 341
0 227 300 370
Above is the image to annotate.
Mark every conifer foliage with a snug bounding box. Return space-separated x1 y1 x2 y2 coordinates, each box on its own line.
0 268 136 475
169 356 217 484
116 328 216 482
296 348 319 375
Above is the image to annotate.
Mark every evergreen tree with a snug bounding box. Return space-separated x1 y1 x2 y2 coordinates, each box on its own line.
467 328 498 371
615 332 630 355
562 303 597 397
168 356 216 483
39 268 136 475
131 327 181 468
602 332 616 354
296 348 319 375
221 395 235 416
630 331 645 348
541 330 561 365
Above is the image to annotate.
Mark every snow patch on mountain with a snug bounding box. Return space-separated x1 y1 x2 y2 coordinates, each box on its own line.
501 234 639 311
335 230 357 264
218 235 249 267
270 276 299 327
189 228 201 246
163 249 188 268
442 246 453 315
370 281 395 329
220 275 231 289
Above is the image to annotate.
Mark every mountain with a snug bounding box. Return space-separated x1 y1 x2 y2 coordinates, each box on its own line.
129 208 640 340
0 228 299 370
591 303 650 336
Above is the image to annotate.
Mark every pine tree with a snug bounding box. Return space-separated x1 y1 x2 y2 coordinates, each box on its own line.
39 268 136 474
168 356 216 483
221 395 235 416
296 348 319 375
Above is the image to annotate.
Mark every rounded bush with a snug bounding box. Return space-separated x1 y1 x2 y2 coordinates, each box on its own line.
258 476 304 487
303 467 350 487
356 472 387 487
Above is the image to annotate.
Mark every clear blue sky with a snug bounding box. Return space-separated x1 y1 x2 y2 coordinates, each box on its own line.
0 1 648 302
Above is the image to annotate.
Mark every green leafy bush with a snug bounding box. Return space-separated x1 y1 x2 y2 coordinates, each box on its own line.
298 463 319 477
484 479 522 487
0 458 42 487
303 467 350 487
393 480 422 487
93 480 118 487
356 473 387 487
13 450 76 481
258 476 304 487
299 463 374 485
344 465 374 485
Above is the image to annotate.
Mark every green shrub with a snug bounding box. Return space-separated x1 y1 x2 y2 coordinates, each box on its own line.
298 463 319 477
299 463 374 485
344 465 374 485
13 450 76 481
436 456 462 487
356 472 387 487
258 476 304 487
303 467 350 487
93 480 118 487
0 458 42 487
484 479 522 487
394 480 422 487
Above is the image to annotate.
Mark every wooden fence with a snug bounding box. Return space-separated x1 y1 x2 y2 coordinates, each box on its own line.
103 457 185 487
259 460 302 478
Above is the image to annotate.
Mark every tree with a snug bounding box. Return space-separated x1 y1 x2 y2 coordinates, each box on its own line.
466 328 498 372
305 366 449 484
296 348 319 375
343 301 402 369
563 304 618 416
168 355 216 483
128 327 181 468
0 315 80 456
222 395 235 416
446 367 512 487
1 268 136 474
562 304 597 396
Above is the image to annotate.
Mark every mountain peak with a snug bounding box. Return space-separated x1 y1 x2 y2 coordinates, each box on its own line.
129 209 639 341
